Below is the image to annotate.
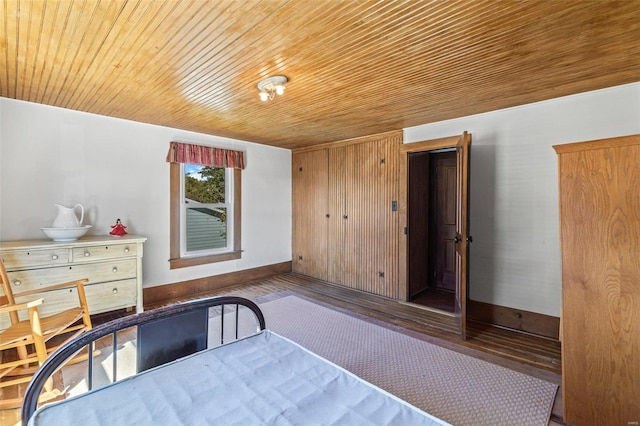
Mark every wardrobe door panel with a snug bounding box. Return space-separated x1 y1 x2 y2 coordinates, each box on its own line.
332 135 400 298
328 146 347 285
292 150 328 280
346 138 399 298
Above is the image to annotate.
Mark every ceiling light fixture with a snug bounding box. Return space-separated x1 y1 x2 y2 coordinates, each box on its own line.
257 75 288 102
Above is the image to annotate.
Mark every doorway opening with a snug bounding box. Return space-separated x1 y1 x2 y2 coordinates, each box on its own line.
408 149 457 313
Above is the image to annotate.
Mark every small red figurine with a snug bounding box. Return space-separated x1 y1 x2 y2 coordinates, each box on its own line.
110 219 128 236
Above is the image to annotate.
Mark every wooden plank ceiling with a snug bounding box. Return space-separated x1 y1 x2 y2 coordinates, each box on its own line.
1 0 638 149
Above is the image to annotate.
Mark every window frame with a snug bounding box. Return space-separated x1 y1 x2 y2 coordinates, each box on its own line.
169 162 242 269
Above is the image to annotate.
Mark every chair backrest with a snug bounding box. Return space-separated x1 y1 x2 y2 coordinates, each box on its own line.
0 257 20 324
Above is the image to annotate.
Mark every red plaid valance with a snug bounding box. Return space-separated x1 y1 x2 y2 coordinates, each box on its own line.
166 142 245 169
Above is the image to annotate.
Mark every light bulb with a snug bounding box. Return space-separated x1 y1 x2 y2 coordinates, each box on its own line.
275 84 285 96
259 91 269 102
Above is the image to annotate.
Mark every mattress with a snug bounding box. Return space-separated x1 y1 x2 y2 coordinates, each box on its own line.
30 330 449 425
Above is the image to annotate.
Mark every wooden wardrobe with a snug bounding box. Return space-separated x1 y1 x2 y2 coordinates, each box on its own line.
554 134 640 425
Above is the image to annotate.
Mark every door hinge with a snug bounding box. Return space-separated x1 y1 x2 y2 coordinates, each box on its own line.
404 227 407 235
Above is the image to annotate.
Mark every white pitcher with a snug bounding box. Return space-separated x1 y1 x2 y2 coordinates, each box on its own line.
52 204 84 228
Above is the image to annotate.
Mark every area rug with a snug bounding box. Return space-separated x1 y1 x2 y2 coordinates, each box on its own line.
254 295 558 426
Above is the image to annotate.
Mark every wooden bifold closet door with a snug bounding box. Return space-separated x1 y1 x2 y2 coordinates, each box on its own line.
292 149 328 280
292 132 401 299
327 137 399 298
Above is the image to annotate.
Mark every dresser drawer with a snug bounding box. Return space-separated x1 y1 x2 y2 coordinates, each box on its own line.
2 279 138 329
6 259 137 292
72 243 137 263
85 279 137 314
0 248 70 269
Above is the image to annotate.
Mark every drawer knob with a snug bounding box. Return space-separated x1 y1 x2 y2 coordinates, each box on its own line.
13 280 21 286
124 247 130 253
84 252 91 257
112 288 118 294
51 254 58 260
112 267 118 273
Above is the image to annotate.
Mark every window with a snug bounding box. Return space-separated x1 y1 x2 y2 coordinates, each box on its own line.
182 165 233 254
168 143 243 269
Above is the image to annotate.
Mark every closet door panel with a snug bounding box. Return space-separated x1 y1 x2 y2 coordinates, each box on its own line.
346 139 399 298
328 146 347 285
292 150 328 279
333 136 400 298
379 137 400 298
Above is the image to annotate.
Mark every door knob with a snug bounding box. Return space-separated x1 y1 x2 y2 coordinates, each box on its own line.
453 237 461 243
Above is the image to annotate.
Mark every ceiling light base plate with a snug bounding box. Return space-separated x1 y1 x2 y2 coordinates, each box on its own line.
257 76 288 92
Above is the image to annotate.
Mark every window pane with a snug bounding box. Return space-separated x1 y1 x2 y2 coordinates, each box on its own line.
186 207 227 251
184 165 225 204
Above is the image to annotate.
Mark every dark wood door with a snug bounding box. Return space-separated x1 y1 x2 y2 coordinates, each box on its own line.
430 152 457 291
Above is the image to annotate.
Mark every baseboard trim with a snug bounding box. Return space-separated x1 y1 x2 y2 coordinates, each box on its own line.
143 261 292 307
467 299 560 340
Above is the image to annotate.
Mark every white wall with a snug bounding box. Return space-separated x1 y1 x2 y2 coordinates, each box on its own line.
404 82 640 316
0 98 292 288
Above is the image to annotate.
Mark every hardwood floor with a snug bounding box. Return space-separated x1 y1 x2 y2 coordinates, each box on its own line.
150 274 562 373
3 272 565 425
410 288 456 312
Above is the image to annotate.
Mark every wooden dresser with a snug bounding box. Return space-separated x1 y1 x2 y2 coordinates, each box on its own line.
0 235 146 331
554 134 640 425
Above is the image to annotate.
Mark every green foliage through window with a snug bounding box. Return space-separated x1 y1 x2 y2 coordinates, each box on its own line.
185 166 225 204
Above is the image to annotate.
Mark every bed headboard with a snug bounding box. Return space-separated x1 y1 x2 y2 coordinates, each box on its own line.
22 296 266 423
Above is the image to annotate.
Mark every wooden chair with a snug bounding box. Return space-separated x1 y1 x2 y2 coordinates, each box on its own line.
0 297 50 409
0 258 92 408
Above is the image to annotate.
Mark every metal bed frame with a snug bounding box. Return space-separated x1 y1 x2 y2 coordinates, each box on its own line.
22 296 266 424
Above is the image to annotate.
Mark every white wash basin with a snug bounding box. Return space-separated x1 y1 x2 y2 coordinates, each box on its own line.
41 225 92 242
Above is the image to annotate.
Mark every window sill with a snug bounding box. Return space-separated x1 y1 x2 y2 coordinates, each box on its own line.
169 251 242 269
